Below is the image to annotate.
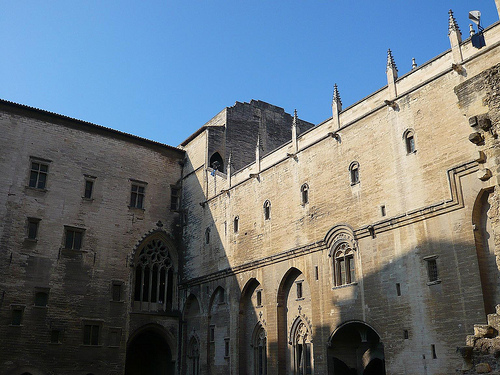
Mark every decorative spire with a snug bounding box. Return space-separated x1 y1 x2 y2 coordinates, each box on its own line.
333 84 342 108
386 49 398 73
448 9 461 35
469 24 476 37
412 58 417 70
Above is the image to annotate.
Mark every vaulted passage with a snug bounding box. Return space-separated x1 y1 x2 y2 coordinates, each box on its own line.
125 329 174 375
328 322 385 375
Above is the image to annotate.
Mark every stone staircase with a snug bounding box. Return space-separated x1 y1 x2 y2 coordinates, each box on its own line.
458 305 500 373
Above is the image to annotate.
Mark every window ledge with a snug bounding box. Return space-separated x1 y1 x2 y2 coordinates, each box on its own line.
128 206 145 212
427 280 441 286
332 282 358 290
25 186 48 192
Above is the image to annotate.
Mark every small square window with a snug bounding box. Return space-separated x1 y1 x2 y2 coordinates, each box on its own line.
29 159 49 189
83 323 100 346
27 218 40 240
51 329 61 344
170 186 180 211
64 227 84 250
130 183 146 209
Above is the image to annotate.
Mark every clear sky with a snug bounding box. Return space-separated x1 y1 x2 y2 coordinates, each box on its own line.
1 1 498 147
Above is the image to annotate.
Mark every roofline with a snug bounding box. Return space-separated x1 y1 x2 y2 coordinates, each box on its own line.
0 98 184 155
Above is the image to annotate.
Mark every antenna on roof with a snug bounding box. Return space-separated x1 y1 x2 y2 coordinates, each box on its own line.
469 10 486 49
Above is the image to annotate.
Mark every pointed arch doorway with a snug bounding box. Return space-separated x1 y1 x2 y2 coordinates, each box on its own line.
327 321 385 375
125 327 175 375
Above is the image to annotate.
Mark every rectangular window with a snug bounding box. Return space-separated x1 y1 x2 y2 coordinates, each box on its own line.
34 289 49 307
424 256 440 283
27 218 40 240
224 338 230 358
64 227 84 250
130 184 146 209
296 282 303 299
50 329 61 344
170 186 180 210
11 308 24 326
112 283 122 302
84 180 94 199
256 290 262 307
83 324 100 345
29 159 49 189
209 325 215 342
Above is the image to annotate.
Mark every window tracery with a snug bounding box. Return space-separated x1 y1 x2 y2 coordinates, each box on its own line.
133 238 174 312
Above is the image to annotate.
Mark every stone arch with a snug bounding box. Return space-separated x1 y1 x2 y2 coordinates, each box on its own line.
239 278 263 374
472 187 497 314
327 321 385 375
277 268 313 375
130 230 178 313
125 324 177 375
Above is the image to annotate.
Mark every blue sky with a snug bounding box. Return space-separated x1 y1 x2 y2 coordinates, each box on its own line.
1 1 498 146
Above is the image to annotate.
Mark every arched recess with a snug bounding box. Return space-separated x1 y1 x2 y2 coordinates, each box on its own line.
327 321 385 375
239 278 266 375
325 225 358 288
125 324 177 375
207 286 230 374
182 294 202 375
277 268 313 375
472 188 497 314
209 152 224 172
131 230 178 313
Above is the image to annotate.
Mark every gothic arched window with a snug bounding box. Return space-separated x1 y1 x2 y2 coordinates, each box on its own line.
301 184 309 205
254 325 267 375
133 238 174 312
403 129 416 154
334 242 355 286
264 200 271 220
291 320 312 375
349 161 359 185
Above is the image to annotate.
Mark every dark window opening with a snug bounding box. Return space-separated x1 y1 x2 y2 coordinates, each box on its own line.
296 282 303 299
349 162 359 185
209 152 224 172
50 329 61 343
130 184 145 209
35 291 48 307
170 187 180 210
29 161 48 189
27 218 40 240
426 258 439 282
301 184 309 205
83 324 100 346
234 216 239 233
84 180 94 199
264 201 271 220
11 309 23 326
65 228 83 250
256 290 262 306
